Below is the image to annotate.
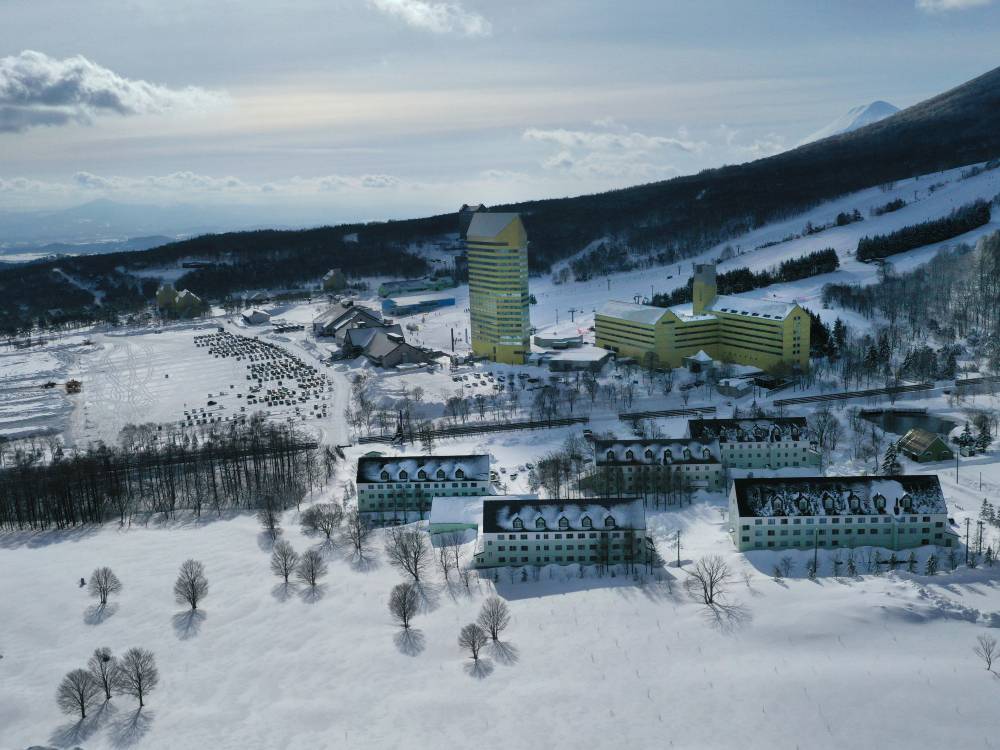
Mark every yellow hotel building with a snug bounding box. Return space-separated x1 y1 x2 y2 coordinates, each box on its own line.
466 212 531 364
595 263 809 371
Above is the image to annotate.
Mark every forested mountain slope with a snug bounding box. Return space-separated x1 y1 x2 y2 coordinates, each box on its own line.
1 65 999 335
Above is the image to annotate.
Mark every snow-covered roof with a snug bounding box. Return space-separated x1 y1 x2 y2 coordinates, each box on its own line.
733 475 947 518
689 417 810 444
594 438 719 465
429 496 487 526
482 497 646 533
356 455 490 483
313 301 382 330
706 294 796 320
548 345 612 363
467 212 519 239
597 300 668 325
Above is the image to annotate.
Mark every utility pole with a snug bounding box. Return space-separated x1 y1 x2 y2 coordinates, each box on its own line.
675 530 681 567
813 528 819 573
450 327 455 352
977 520 985 555
965 518 971 566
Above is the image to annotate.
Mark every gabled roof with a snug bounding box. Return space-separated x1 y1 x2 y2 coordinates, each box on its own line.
364 330 412 360
356 455 490 483
597 300 669 325
898 427 949 454
313 301 382 330
732 475 946 518
345 323 402 350
467 212 519 239
482 497 646 533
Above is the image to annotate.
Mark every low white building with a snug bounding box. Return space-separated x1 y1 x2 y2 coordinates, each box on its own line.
729 475 956 552
356 454 491 515
474 497 649 569
593 438 724 492
688 417 819 470
429 493 538 536
242 309 271 325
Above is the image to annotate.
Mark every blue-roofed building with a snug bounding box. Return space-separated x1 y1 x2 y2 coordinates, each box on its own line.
382 292 456 316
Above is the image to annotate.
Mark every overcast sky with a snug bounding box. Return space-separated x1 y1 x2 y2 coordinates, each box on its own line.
1 0 998 225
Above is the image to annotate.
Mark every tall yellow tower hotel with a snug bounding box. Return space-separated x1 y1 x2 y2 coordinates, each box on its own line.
595 263 809 372
466 212 531 364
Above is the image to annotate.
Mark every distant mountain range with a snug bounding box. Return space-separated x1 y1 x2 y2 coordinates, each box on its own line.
799 100 900 145
0 199 287 248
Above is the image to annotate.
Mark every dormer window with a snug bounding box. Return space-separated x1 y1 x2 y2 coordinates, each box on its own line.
581 516 592 529
683 448 692 460
702 448 711 460
512 517 523 530
398 469 408 480
604 515 616 529
606 450 615 462
625 450 634 461
663 450 672 464
380 470 390 481
558 517 569 530
436 469 446 479
644 449 653 460
417 469 427 479
455 468 464 480
535 518 546 529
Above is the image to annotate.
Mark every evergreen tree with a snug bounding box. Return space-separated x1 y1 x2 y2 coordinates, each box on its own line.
887 552 900 571
975 430 991 454
881 441 900 476
986 547 995 568
906 551 917 573
924 554 938 575
946 548 958 570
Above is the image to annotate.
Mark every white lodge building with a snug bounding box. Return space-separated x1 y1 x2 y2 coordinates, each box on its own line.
474 498 649 569
593 438 724 492
729 475 955 552
356 455 491 515
687 417 820 471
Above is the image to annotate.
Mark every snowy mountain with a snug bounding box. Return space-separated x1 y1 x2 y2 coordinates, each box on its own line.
798 100 900 145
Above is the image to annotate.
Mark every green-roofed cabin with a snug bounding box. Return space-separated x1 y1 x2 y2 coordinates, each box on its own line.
898 427 953 463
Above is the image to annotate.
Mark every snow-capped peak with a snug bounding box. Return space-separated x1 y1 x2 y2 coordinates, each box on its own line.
798 100 899 146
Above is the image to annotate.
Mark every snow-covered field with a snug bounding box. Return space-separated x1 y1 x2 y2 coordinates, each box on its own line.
3 439 999 750
4 160 1000 749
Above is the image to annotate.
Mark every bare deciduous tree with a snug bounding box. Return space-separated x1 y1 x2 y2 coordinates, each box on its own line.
115 647 159 708
458 623 488 662
385 527 430 582
683 555 732 605
174 559 209 610
477 596 511 641
88 567 122 606
88 647 117 701
270 540 299 584
388 582 419 629
257 504 281 542
314 504 344 540
344 508 372 558
974 633 998 672
56 668 102 719
296 548 328 589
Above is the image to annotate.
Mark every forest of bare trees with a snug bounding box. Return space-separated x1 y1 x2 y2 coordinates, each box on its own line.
0 416 324 530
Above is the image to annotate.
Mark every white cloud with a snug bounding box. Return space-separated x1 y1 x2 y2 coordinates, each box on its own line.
0 50 225 133
0 170 409 205
367 0 491 36
916 0 992 11
523 126 702 154
522 121 700 182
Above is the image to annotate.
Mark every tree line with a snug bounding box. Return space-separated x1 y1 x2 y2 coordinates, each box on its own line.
652 247 840 307
0 416 325 531
856 199 990 261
